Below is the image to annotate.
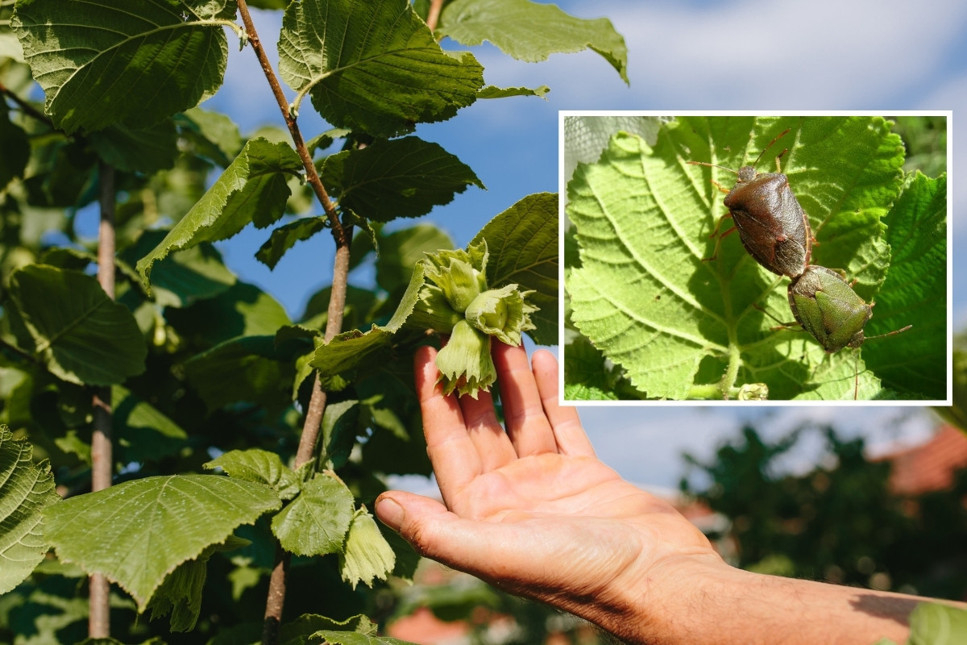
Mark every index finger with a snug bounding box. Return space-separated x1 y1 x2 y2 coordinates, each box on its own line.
414 345 484 506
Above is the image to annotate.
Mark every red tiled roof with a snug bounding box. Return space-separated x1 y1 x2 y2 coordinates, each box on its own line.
883 426 967 496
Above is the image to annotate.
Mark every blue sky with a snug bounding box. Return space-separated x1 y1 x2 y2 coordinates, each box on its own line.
198 0 965 489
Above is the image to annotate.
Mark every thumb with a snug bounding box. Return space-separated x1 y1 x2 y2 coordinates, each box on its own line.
375 491 492 569
375 491 450 554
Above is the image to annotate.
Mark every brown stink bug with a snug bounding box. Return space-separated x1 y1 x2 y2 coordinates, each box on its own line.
689 129 813 279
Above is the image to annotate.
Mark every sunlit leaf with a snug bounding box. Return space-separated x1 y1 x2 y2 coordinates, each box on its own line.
0 427 60 594
279 0 483 137
12 0 235 133
44 474 281 610
339 508 395 589
271 473 354 557
205 449 301 500
478 84 550 99
439 0 628 82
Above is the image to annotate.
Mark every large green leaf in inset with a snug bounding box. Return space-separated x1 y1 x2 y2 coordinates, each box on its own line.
472 192 558 346
44 474 281 610
0 427 60 594
8 265 147 386
566 116 916 400
321 137 484 222
439 0 628 83
136 138 303 289
12 0 235 134
271 472 354 557
862 173 947 400
279 0 484 137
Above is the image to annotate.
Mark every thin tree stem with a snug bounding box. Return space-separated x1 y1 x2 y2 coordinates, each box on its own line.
235 3 353 642
89 160 116 639
0 80 52 126
235 0 346 245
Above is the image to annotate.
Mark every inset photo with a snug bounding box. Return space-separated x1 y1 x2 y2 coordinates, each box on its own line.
561 113 950 403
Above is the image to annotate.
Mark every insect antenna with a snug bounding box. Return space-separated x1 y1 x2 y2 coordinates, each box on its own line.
687 160 738 175
752 128 791 168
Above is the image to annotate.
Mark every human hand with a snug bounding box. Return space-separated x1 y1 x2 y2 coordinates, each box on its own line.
375 343 721 641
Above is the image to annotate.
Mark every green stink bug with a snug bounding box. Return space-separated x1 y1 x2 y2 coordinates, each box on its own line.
785 265 911 398
787 265 872 352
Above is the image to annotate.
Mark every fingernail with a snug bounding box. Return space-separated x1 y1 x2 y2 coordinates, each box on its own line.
375 496 404 531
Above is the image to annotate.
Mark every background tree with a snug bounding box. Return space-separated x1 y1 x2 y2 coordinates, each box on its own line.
681 423 967 602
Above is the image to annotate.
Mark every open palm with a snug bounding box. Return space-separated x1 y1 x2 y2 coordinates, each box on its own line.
376 343 719 626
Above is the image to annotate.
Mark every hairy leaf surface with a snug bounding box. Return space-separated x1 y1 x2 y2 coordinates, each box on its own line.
205 449 301 500
44 474 281 610
862 173 947 400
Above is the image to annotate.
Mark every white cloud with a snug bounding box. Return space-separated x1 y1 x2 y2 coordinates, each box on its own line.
564 0 967 108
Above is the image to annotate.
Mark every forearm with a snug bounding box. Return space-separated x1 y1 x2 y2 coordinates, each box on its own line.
603 557 962 645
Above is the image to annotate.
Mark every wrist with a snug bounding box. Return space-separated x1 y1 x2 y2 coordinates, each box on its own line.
611 557 917 645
